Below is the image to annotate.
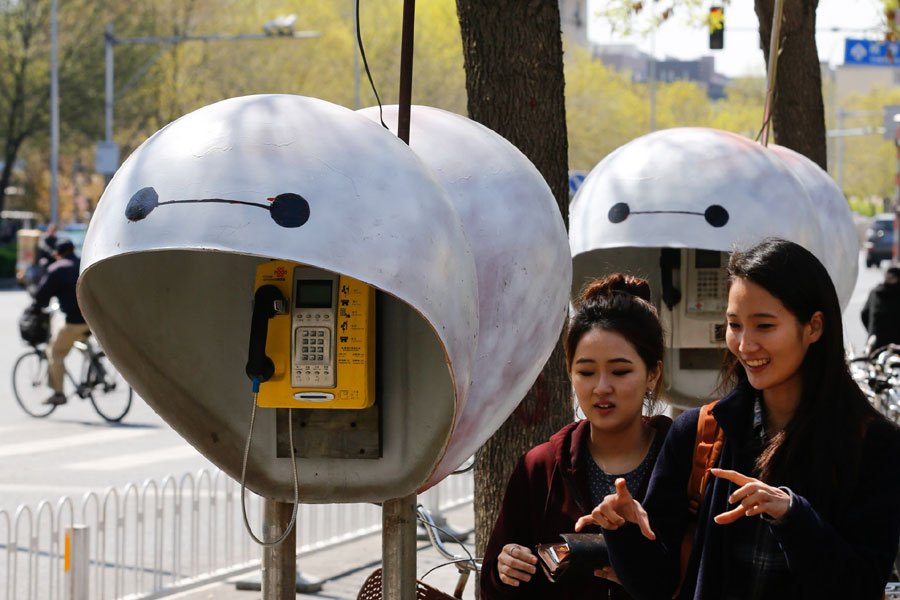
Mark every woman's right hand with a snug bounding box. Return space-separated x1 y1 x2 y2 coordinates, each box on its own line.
574 478 656 540
497 543 538 587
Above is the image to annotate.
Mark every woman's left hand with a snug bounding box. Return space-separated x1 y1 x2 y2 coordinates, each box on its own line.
710 468 791 524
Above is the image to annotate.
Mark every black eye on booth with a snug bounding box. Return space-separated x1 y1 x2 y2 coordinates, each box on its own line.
607 202 729 228
125 187 311 228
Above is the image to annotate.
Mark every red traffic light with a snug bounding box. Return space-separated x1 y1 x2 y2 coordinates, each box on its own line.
710 7 724 50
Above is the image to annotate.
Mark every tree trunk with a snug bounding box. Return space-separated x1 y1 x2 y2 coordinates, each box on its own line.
454 1 571 595
755 0 826 169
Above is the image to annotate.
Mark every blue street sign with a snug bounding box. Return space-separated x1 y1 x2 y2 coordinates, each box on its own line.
569 171 587 197
845 38 900 67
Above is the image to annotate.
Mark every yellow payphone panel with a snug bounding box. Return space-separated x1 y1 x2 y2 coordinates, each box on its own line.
253 260 375 409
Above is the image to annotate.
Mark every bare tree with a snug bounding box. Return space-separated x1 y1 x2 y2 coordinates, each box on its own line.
0 0 51 212
454 0 573 592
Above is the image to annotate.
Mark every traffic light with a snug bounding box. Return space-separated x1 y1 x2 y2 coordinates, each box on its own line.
709 7 724 50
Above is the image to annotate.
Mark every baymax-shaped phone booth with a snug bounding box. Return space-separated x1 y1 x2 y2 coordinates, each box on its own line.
77 94 571 596
570 127 857 410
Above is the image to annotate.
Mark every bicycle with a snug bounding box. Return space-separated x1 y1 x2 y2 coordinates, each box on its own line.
12 334 133 423
356 504 480 600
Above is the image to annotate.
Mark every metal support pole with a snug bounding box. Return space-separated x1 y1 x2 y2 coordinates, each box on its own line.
396 0 415 144
105 25 114 146
261 499 296 599
893 121 900 263
761 0 785 146
382 494 417 599
836 108 844 191
353 1 361 110
49 0 59 225
104 24 115 187
649 32 656 133
65 525 89 600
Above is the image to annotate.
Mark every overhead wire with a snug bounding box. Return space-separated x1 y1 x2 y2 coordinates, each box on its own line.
356 0 387 130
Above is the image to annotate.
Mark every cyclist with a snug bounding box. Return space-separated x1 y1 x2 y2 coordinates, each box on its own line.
31 238 89 406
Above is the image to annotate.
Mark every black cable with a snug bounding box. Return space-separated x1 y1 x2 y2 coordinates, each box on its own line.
451 456 477 475
415 514 479 576
356 0 387 130
419 557 483 581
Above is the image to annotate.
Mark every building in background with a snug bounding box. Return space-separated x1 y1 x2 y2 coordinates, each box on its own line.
559 0 729 100
592 44 730 100
559 0 589 47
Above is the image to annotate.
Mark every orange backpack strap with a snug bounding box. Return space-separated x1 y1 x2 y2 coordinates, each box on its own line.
675 401 724 598
687 401 725 515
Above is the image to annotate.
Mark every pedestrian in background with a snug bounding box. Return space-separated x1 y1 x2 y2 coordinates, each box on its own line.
861 266 900 351
32 238 89 406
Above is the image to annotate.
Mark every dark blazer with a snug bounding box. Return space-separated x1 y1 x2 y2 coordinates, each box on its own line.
481 415 672 600
861 283 900 350
604 382 900 600
34 255 85 324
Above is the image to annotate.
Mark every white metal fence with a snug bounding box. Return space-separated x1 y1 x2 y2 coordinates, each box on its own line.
0 468 474 599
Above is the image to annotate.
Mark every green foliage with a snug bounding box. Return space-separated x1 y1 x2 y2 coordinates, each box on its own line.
0 0 790 212
565 43 767 170
830 84 900 200
0 244 16 279
848 197 881 217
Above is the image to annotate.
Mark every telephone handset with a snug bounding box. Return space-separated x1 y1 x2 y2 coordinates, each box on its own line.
247 260 375 409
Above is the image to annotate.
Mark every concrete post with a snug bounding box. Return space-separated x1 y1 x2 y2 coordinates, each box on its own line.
65 525 89 600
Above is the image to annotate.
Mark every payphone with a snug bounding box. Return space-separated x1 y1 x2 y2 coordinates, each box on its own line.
248 260 375 410
664 248 729 349
659 248 730 408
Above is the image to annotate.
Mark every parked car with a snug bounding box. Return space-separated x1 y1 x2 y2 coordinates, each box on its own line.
865 213 895 268
59 223 87 255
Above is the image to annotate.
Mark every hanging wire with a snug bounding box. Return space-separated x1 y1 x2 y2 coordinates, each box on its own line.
240 379 300 547
419 557 483 581
415 512 480 579
356 0 388 130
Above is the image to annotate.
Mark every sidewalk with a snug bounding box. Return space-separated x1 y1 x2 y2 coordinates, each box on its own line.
166 503 477 600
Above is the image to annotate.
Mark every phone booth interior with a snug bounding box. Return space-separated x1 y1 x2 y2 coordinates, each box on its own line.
569 127 853 410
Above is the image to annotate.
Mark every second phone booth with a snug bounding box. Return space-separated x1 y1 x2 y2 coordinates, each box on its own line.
570 127 857 410
77 94 571 504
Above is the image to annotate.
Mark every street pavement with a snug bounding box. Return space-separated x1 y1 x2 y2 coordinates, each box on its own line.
0 281 217 511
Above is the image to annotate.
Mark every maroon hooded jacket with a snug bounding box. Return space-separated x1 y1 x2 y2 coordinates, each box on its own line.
481 416 672 600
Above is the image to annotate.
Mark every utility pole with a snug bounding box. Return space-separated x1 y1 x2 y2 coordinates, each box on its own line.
50 0 59 225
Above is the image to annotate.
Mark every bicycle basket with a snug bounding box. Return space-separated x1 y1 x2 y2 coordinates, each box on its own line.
357 568 456 600
18 306 50 346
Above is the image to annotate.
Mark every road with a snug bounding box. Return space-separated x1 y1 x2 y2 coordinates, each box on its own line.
844 251 883 354
0 286 216 514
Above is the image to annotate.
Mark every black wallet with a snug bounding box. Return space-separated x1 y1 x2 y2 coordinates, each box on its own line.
534 532 610 582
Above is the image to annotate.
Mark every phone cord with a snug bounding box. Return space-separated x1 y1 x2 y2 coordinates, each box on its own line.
240 377 299 547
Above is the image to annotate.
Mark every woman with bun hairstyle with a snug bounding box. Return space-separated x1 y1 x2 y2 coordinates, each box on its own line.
480 274 673 599
579 239 900 599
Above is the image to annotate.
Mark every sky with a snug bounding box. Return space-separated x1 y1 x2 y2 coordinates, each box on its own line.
588 0 886 78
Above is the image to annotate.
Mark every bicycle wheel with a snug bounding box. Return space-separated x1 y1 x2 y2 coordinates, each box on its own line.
88 353 133 423
12 350 57 418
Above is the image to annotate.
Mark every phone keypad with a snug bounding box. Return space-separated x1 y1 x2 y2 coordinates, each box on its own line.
293 325 334 387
